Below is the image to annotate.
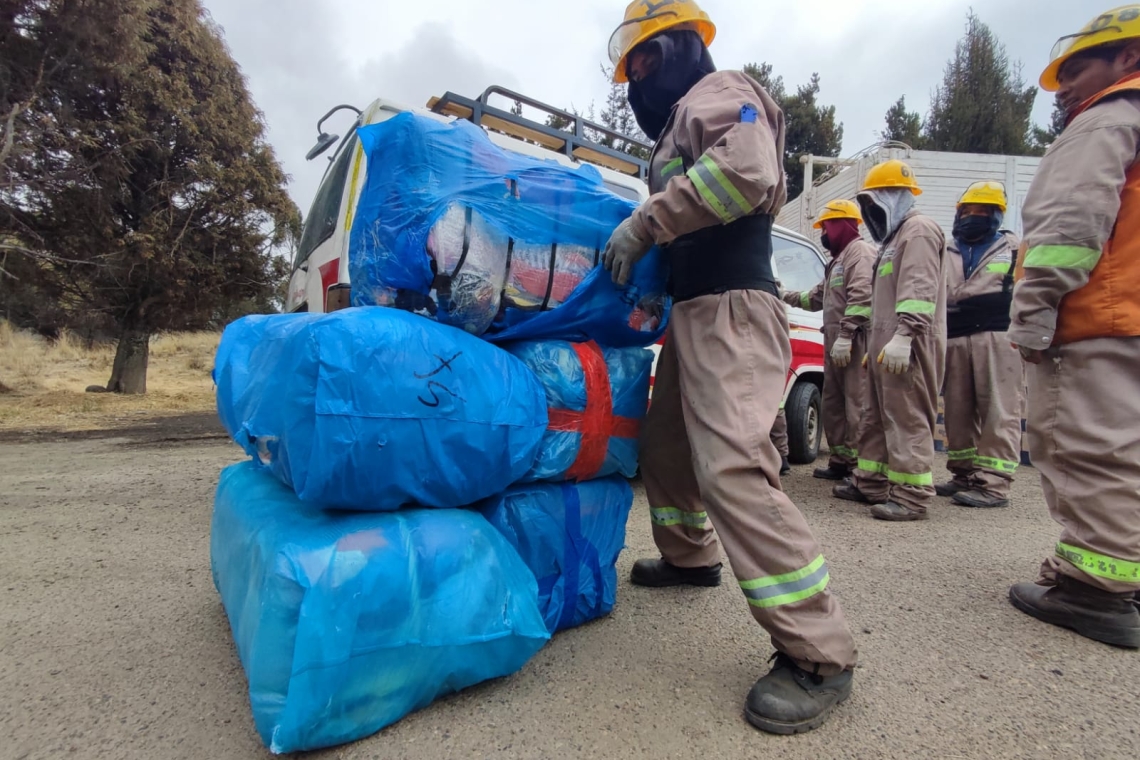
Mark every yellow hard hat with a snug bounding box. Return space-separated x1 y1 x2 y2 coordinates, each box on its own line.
958 181 1007 213
813 199 863 228
608 0 716 84
1041 5 1140 91
861 159 922 196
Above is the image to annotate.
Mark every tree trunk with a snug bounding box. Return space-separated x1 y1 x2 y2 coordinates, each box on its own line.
106 327 150 394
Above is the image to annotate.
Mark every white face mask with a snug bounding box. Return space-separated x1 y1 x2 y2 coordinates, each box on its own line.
856 188 915 243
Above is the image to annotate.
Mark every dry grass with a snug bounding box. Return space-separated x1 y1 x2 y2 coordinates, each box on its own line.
0 321 219 431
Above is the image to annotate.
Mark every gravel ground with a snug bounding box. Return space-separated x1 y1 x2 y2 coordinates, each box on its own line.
1 422 1137 760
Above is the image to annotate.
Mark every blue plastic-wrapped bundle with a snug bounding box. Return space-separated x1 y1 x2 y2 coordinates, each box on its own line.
347 112 670 347
211 462 550 754
213 308 548 511
480 478 633 633
503 340 653 482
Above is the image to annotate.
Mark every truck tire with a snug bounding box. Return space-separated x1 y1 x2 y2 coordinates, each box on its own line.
785 381 822 465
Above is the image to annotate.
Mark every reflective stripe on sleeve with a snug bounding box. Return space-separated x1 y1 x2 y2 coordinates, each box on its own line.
896 299 936 314
660 157 684 181
974 455 1018 473
687 155 754 223
844 305 871 317
1056 542 1140 584
1023 245 1100 270
800 292 811 310
739 555 830 608
650 507 709 529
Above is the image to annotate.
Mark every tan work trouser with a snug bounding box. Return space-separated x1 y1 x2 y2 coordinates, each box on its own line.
853 331 944 514
1028 336 1140 594
942 332 1025 497
770 408 789 458
640 290 858 673
822 327 867 470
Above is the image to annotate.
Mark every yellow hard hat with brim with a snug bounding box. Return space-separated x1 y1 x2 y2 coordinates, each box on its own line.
1040 5 1140 91
813 199 863 228
609 0 716 84
861 160 922 196
958 181 1007 213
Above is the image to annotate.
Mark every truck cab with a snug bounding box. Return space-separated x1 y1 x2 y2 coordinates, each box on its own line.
289 87 828 463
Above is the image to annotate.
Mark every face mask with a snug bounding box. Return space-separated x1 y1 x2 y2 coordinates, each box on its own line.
819 233 831 252
627 30 716 140
953 209 1003 244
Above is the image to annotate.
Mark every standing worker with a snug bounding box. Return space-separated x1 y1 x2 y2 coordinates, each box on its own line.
832 161 947 521
782 199 875 481
937 182 1024 509
1006 6 1140 648
601 0 858 732
770 407 792 475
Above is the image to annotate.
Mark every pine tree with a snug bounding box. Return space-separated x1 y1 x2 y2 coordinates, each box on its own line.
597 66 650 160
922 12 1037 155
882 96 924 147
1031 96 1067 153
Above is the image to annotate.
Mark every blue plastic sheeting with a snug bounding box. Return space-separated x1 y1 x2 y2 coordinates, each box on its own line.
347 112 670 347
213 308 548 511
480 478 633 633
503 341 653 482
211 462 550 754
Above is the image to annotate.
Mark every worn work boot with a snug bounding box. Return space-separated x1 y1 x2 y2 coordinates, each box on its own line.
630 558 722 588
744 653 853 735
780 456 792 476
952 490 1010 509
1009 579 1140 649
935 480 971 497
870 501 928 521
832 481 871 503
812 465 849 481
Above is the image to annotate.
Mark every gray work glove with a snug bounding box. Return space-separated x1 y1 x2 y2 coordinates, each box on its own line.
877 334 913 374
602 217 653 286
830 336 853 368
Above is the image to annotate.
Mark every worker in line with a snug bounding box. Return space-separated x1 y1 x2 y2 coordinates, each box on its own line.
771 407 791 475
1006 7 1140 648
936 182 1024 509
782 200 875 481
601 0 857 733
832 161 947 521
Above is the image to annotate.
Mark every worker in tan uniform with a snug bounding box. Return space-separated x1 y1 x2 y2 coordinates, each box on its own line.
770 408 792 475
832 161 947 521
601 0 857 732
782 199 875 481
936 182 1024 509
1006 7 1140 649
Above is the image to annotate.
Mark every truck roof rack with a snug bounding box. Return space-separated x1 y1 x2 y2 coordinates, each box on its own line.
427 85 651 181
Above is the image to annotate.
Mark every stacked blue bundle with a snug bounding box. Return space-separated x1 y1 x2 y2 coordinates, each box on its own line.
480 478 633 633
213 308 548 511
504 340 653 482
347 112 669 347
211 462 550 754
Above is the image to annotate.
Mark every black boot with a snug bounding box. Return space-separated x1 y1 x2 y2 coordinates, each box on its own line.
832 481 871 503
870 501 928 521
934 479 970 497
780 456 792 476
744 653 853 735
812 465 849 481
1009 579 1140 649
630 558 722 588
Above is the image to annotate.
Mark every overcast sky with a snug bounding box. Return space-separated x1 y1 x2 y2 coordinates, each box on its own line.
202 0 1097 217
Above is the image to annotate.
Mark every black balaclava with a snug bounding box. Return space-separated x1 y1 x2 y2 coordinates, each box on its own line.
627 30 716 140
952 207 1004 244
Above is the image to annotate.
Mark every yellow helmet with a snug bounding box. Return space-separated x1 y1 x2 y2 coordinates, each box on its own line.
1041 5 1140 91
861 160 922 196
813 199 863 228
608 0 716 84
958 181 1008 213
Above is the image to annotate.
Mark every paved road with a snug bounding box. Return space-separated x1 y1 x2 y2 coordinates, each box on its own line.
1 431 1137 759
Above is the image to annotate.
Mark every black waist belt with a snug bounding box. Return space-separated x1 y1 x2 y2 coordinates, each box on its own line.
666 214 778 303
946 292 1013 339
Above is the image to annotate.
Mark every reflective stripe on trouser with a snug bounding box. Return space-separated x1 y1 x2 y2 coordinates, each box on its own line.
942 332 1025 496
853 329 945 513
641 290 857 672
1028 336 1140 593
770 408 789 458
822 327 866 469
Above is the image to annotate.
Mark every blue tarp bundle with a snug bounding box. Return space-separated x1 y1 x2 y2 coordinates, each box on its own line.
211 462 550 754
347 112 670 347
479 478 633 633
213 308 548 511
504 341 653 482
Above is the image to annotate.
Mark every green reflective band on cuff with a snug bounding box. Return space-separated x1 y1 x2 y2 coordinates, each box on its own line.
660 157 684 178
740 555 830 608
947 447 977 461
844 305 871 317
800 292 811 309
857 458 887 474
878 261 894 277
896 299 936 314
687 155 754 223
832 445 858 457
650 507 708 529
887 469 934 487
985 262 1012 275
1056 542 1140 584
974 455 1018 473
1024 244 1101 271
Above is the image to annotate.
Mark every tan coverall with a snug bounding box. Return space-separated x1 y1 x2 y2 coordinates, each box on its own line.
770 408 789 458
784 238 876 470
632 70 857 673
1011 89 1140 595
852 210 947 514
943 232 1025 497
